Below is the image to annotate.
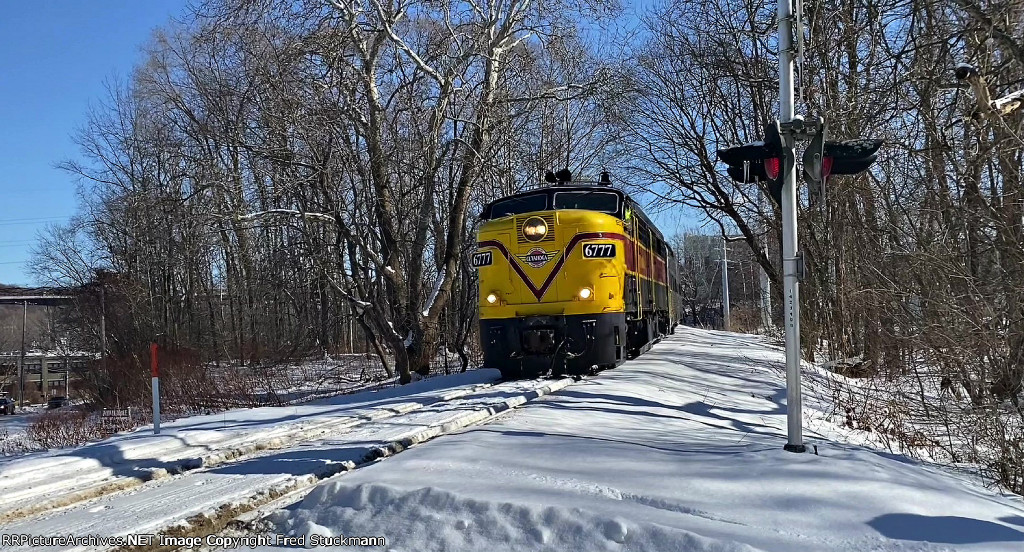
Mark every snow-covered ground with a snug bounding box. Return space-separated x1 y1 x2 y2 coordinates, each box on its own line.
0 327 1022 552
0 370 503 519
254 328 1024 552
0 356 397 458
0 369 571 551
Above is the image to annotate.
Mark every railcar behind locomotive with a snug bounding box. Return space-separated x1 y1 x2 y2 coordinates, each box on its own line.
474 173 679 379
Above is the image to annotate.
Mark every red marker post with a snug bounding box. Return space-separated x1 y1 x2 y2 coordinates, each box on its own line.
151 343 160 434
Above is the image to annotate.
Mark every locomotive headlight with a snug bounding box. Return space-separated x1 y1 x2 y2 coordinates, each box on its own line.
522 216 547 242
578 287 593 300
486 292 499 305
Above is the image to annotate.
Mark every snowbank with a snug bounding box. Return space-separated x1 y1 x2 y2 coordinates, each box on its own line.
0 369 500 519
262 328 1024 552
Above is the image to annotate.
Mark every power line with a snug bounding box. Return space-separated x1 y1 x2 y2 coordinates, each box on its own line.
0 217 67 227
0 216 66 223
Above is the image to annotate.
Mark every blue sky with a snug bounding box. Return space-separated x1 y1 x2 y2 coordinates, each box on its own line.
0 1 190 285
0 1 697 286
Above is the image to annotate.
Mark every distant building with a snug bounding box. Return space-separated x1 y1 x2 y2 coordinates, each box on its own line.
0 350 96 399
0 285 95 402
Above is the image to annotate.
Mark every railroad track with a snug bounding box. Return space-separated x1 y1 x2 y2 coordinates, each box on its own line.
0 375 577 552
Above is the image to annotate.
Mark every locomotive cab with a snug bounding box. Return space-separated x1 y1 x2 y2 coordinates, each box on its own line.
475 180 677 379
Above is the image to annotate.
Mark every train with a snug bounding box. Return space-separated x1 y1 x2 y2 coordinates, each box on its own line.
474 172 679 379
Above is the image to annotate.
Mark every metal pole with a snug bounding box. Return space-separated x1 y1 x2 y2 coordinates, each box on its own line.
564 87 571 171
721 238 731 332
779 0 806 453
18 300 26 409
151 343 160 434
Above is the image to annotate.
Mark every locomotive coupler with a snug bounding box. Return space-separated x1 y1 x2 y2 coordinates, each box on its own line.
522 327 557 354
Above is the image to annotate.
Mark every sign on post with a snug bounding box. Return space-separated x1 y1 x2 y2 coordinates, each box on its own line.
101 408 133 435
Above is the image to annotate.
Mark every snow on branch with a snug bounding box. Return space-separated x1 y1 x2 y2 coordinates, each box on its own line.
497 83 588 104
367 0 448 86
421 268 447 318
236 209 336 224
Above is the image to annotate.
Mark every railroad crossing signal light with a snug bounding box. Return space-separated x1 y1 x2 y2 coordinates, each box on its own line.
803 133 882 205
717 120 879 207
762 121 793 207
823 139 882 175
716 121 793 207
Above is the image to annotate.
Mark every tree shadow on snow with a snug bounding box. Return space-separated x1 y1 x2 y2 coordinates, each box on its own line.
869 513 1024 544
207 444 372 476
477 427 774 457
999 515 1024 528
550 388 783 439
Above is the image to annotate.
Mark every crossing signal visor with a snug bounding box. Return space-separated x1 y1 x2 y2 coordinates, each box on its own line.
716 121 793 206
804 136 881 183
822 139 882 176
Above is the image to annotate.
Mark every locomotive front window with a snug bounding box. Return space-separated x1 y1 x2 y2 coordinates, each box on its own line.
553 191 619 214
488 194 548 218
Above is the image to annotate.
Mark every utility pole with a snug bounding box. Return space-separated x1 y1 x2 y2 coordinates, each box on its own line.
778 0 806 454
721 237 731 332
100 284 106 376
18 300 26 409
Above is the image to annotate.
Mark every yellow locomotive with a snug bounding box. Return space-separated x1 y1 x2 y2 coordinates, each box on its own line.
475 174 679 378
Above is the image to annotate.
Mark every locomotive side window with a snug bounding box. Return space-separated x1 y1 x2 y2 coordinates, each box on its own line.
553 191 618 214
638 221 652 249
489 194 548 218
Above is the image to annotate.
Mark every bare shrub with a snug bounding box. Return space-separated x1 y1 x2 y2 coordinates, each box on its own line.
27 409 102 449
729 305 764 335
76 353 149 409
0 427 39 456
